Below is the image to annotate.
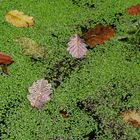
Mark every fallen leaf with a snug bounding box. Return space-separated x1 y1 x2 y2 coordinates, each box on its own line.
67 34 87 59
27 79 52 109
14 37 45 59
126 4 140 16
5 10 34 27
59 110 69 119
0 52 13 75
120 109 140 128
83 24 115 48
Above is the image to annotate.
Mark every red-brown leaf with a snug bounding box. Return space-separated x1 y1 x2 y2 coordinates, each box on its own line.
83 24 115 48
126 4 140 16
0 52 13 65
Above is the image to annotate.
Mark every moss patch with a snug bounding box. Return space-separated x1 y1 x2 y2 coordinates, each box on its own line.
0 0 140 139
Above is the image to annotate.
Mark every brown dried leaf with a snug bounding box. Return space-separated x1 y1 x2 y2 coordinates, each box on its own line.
59 110 69 119
83 24 115 48
27 79 52 109
120 109 140 128
5 10 34 27
126 4 140 16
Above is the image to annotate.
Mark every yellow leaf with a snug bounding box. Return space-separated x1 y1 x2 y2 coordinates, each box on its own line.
5 10 34 27
120 109 140 128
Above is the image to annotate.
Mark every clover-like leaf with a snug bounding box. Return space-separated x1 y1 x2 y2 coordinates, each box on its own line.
27 79 52 109
67 34 87 59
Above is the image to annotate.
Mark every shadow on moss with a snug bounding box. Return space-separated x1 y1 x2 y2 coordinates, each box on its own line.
44 57 82 88
76 77 139 140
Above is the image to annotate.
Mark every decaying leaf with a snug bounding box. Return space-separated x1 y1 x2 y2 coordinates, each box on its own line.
5 10 34 27
126 4 140 16
0 52 13 75
27 79 52 109
14 37 45 59
67 34 87 59
120 109 140 128
83 24 115 48
59 110 69 119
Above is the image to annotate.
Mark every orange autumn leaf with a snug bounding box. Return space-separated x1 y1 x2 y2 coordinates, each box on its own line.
120 109 140 128
5 10 34 27
83 24 115 48
126 4 140 16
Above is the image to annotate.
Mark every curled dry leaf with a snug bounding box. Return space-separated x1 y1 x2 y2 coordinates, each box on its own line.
0 52 13 75
83 24 115 48
126 4 140 16
120 109 140 128
27 79 52 109
67 34 87 59
14 37 45 59
5 10 34 27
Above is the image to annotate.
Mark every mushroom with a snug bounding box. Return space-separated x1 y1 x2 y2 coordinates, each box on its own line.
0 52 14 75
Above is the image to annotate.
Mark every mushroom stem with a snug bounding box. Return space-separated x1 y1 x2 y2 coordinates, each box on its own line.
1 65 8 75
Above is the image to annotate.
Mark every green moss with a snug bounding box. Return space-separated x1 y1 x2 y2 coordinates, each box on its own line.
0 0 140 139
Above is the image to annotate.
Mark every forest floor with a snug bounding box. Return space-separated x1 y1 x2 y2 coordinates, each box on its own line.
0 0 140 140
